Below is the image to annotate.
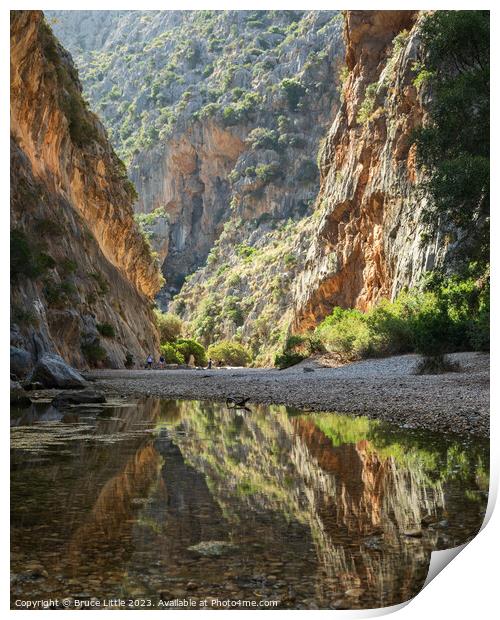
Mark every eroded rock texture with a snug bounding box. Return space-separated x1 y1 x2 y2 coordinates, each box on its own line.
47 11 344 303
293 11 457 330
10 11 162 368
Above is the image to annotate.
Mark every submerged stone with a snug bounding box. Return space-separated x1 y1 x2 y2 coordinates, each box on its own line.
187 541 237 557
10 380 31 408
52 389 106 407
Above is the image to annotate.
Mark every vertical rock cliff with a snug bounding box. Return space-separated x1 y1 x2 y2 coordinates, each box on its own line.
293 10 457 329
10 11 163 370
42 10 463 363
46 10 344 304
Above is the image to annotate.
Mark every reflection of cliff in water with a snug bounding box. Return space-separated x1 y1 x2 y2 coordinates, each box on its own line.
11 398 488 609
290 418 445 606
158 401 486 607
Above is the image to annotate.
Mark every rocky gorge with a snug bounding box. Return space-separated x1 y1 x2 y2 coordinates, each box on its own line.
11 11 163 374
47 9 469 365
11 10 487 370
10 10 489 611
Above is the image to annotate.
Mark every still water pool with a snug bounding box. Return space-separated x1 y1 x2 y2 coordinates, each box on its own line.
11 398 488 610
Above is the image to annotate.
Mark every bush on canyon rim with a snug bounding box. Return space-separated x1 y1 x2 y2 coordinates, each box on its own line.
207 340 252 367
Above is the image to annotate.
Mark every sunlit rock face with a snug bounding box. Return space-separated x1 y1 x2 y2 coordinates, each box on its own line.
138 122 247 291
293 10 460 330
47 10 344 308
10 11 163 368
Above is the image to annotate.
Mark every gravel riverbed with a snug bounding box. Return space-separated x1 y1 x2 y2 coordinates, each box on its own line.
86 352 489 438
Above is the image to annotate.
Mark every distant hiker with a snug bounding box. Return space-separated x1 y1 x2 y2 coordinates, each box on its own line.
217 359 224 368
146 354 153 369
159 355 165 369
207 358 213 369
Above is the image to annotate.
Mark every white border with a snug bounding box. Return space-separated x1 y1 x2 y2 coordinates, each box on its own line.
2 2 496 618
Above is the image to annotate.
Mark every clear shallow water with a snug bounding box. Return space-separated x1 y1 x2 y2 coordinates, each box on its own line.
11 398 488 610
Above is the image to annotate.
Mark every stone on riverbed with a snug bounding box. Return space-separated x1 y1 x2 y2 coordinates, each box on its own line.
10 346 33 379
27 354 87 389
403 529 423 538
10 380 31 408
52 388 106 407
187 540 237 557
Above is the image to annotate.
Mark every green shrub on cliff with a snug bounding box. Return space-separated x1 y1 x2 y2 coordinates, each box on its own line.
10 229 56 281
247 127 280 150
280 78 306 111
96 322 115 338
356 82 378 125
255 162 280 184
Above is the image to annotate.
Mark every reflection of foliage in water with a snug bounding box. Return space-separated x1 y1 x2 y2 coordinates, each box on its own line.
150 400 488 606
11 398 489 610
153 401 488 531
154 401 310 524
311 412 489 489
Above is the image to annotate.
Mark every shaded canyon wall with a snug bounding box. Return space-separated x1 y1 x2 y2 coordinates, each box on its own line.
10 11 163 369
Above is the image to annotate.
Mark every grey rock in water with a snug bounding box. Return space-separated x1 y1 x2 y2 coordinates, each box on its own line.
22 381 45 392
10 346 33 379
10 380 31 408
187 540 237 557
52 388 106 407
28 354 87 389
403 529 423 538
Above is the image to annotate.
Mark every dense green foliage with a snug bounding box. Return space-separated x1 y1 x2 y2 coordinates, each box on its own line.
274 334 320 369
356 82 378 124
413 11 489 264
153 309 208 365
96 322 115 338
207 340 252 366
154 310 184 343
49 11 342 165
314 268 489 362
280 78 306 111
160 342 185 364
175 338 207 366
10 229 56 282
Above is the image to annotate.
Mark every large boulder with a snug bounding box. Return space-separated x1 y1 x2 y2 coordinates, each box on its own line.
10 346 33 379
28 354 87 389
10 380 31 408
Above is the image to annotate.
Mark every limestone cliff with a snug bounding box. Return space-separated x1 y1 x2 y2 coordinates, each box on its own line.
293 10 457 329
44 10 461 364
47 10 344 303
10 11 163 370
